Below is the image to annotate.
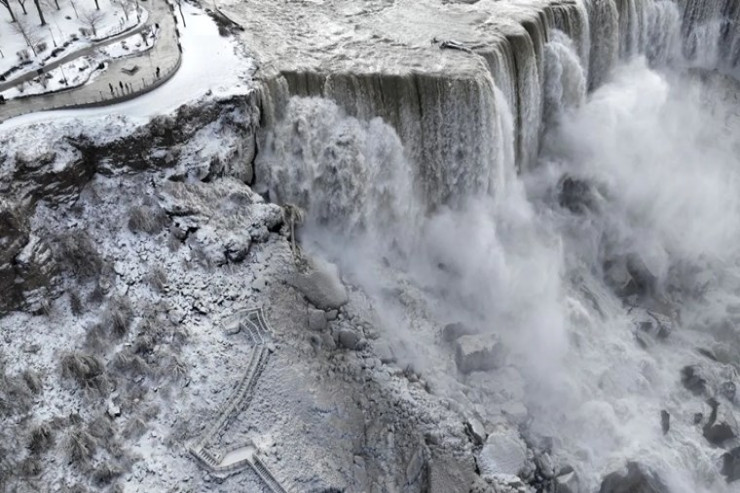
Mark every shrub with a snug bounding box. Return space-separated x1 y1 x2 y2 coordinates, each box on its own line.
84 323 108 353
148 267 168 292
127 205 168 235
87 415 113 440
66 428 97 466
122 418 146 440
19 456 42 477
87 283 105 304
69 291 84 316
110 350 150 378
107 297 133 339
0 373 33 417
27 424 54 454
163 355 187 382
92 462 122 486
56 232 104 281
21 370 43 394
60 353 109 396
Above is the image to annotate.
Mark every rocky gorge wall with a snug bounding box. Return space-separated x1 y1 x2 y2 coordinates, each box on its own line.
0 93 260 314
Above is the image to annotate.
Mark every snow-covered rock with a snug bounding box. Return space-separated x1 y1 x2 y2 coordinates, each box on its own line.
308 308 327 332
598 462 668 493
703 398 738 445
289 256 348 310
477 427 530 478
455 334 506 374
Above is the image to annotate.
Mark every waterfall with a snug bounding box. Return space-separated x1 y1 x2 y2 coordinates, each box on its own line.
258 70 504 211
258 0 738 199
252 2 740 489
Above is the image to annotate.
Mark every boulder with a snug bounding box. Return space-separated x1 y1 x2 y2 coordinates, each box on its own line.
337 329 361 350
598 462 668 493
559 176 597 214
722 446 740 482
476 427 529 478
703 398 737 445
465 416 486 446
721 381 736 402
635 312 671 346
374 341 396 364
660 410 670 435
0 201 59 313
535 452 555 479
308 309 328 332
455 334 506 374
290 257 348 310
442 322 478 342
554 466 580 493
681 365 709 396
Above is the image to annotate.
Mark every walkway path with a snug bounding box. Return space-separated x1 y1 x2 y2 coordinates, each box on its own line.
0 0 181 122
0 13 150 93
188 307 290 493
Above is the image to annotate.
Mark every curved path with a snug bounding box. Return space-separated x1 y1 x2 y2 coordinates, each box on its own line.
0 12 150 93
0 0 180 122
188 307 290 493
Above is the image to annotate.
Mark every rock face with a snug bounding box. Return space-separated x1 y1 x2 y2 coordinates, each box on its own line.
0 95 260 315
290 257 349 310
442 322 479 342
559 176 598 214
598 462 668 493
0 200 59 313
455 334 505 374
722 446 740 482
337 328 362 350
554 466 580 493
703 398 737 445
681 365 709 396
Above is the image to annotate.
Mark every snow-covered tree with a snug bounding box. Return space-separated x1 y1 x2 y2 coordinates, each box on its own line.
80 8 104 36
13 16 42 55
110 0 133 21
32 0 46 25
0 0 17 22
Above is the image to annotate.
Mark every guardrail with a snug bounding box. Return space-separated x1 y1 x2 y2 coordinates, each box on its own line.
187 307 290 492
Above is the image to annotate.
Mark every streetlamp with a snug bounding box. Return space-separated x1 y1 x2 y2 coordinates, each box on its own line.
48 26 57 48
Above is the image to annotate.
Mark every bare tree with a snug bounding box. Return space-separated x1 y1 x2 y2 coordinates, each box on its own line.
17 0 27 15
110 0 132 21
0 0 17 21
32 0 46 25
80 9 104 36
40 0 60 12
13 16 42 55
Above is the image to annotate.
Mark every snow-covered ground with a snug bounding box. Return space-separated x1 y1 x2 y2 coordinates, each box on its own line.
2 56 106 99
0 26 155 100
0 2 253 128
97 27 156 59
0 0 144 81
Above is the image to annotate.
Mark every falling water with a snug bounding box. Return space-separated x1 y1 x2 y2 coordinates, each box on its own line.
256 0 740 490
